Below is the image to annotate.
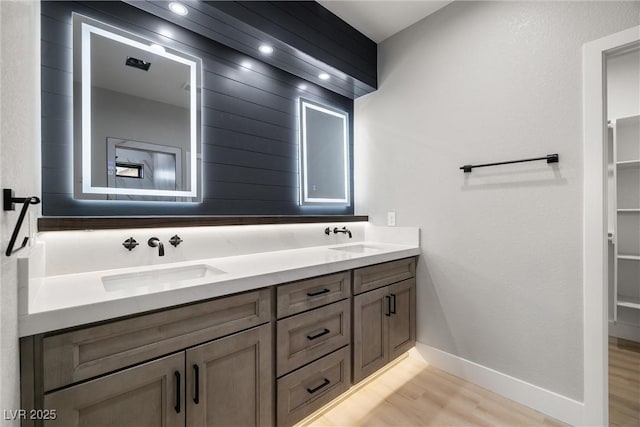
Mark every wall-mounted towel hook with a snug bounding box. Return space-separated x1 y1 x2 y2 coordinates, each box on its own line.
3 189 41 256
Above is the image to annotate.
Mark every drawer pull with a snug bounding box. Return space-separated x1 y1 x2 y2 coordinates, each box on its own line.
307 328 330 340
306 378 331 394
174 371 181 414
307 288 330 297
193 364 200 404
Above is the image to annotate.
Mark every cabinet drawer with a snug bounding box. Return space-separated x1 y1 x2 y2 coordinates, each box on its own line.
277 299 350 376
277 346 350 427
277 271 350 318
42 288 271 391
353 257 416 295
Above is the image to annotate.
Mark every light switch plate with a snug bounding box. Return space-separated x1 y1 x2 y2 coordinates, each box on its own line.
387 211 396 227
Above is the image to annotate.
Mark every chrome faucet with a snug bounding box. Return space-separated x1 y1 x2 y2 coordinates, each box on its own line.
148 237 165 256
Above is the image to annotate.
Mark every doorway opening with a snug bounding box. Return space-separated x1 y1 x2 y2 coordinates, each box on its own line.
583 26 640 426
605 43 640 427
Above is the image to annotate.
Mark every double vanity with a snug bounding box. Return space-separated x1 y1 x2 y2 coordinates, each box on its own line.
18 224 419 426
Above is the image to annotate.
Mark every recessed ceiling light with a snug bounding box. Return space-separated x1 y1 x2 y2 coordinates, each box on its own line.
168 2 188 16
149 44 166 53
318 73 330 80
158 27 174 38
258 44 273 55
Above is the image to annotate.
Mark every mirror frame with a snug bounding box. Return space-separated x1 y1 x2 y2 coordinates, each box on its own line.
73 13 202 200
298 98 350 205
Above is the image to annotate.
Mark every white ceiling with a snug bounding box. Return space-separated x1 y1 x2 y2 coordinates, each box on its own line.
318 1 453 43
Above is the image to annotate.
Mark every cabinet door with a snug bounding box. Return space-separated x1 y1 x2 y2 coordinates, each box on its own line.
353 286 389 383
186 324 273 427
44 353 184 427
389 278 416 360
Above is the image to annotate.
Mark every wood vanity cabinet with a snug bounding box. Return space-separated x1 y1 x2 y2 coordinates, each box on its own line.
21 257 418 427
43 324 271 427
21 289 273 427
275 272 352 426
352 258 416 384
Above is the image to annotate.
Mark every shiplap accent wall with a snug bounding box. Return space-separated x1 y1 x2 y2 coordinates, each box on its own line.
41 1 355 216
205 1 377 94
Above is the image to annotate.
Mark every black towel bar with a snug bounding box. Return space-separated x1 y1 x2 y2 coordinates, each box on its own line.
3 188 40 256
461 153 559 173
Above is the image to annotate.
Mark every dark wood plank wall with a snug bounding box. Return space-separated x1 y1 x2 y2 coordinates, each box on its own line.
124 1 376 99
204 1 377 90
41 1 359 217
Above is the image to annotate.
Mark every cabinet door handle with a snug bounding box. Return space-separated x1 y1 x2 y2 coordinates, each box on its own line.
306 378 331 394
193 364 200 405
385 295 391 317
390 293 397 315
307 288 330 297
174 371 181 414
307 328 330 340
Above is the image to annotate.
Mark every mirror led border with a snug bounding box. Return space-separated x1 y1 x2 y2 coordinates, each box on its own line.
299 99 350 205
80 21 199 198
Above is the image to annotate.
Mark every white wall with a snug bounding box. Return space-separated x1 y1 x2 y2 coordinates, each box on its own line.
90 87 190 187
607 49 640 120
0 1 40 424
355 1 640 402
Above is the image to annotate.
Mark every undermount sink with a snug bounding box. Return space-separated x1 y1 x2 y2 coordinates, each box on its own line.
102 264 226 292
329 244 382 254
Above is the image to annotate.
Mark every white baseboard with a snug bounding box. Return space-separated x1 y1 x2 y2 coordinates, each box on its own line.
409 342 584 426
609 320 640 342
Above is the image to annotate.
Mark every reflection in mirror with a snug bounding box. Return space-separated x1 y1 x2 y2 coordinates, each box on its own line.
73 14 202 201
299 99 350 205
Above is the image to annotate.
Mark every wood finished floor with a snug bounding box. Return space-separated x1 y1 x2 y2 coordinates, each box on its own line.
303 356 566 427
610 336 640 427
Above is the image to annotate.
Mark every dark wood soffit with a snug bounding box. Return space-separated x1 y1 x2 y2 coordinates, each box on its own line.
123 0 377 99
38 215 370 231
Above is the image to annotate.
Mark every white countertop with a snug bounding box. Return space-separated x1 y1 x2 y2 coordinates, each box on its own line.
19 241 419 336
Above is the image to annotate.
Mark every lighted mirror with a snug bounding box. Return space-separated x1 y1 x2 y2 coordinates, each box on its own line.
73 14 202 201
299 99 350 205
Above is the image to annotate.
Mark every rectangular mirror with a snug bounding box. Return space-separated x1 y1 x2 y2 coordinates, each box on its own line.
299 99 350 205
73 14 202 202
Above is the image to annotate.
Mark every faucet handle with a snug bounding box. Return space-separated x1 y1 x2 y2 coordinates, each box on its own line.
169 234 183 247
122 237 139 251
324 227 331 236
